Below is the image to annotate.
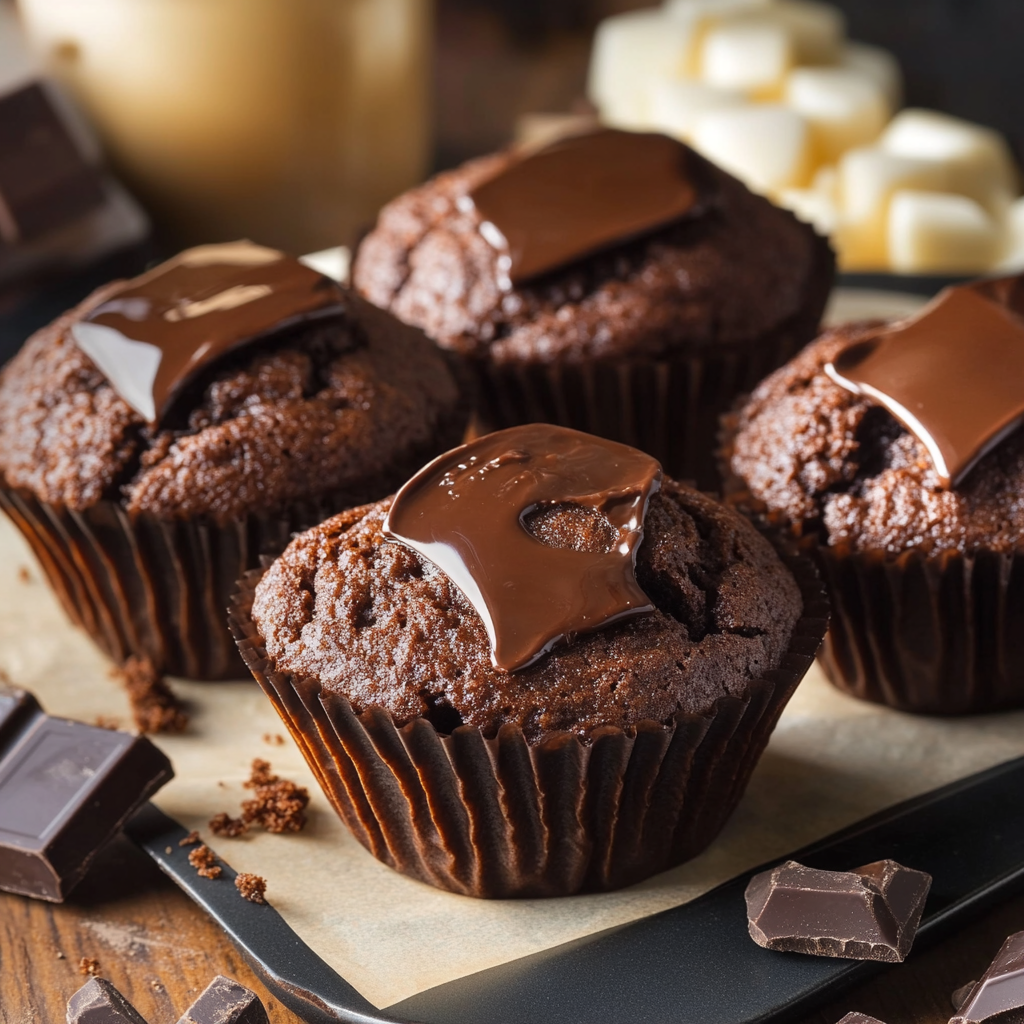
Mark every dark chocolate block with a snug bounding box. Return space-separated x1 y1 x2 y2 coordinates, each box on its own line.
0 82 106 245
950 931 1024 1024
176 976 268 1024
745 859 932 963
66 977 149 1024
0 684 173 901
836 1014 888 1024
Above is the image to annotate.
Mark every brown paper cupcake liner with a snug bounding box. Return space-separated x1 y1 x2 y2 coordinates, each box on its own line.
717 420 1024 716
816 544 1024 715
470 237 834 491
228 543 827 898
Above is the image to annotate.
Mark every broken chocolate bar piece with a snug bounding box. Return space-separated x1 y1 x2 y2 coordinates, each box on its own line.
745 859 932 962
176 976 268 1024
950 931 1024 1024
836 1014 889 1024
66 977 148 1024
953 982 978 1011
0 82 106 245
0 684 173 901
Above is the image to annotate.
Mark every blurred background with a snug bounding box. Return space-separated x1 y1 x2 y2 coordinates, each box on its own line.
2 0 1024 361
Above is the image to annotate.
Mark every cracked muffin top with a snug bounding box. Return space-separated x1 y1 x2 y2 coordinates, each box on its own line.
0 283 467 522
352 141 834 365
728 312 1024 555
249 478 804 740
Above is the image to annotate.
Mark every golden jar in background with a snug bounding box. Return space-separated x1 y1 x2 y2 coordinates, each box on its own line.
17 0 432 253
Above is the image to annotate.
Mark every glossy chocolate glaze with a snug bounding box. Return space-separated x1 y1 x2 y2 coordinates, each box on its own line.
468 129 701 286
826 285 1024 489
383 424 662 671
70 241 343 425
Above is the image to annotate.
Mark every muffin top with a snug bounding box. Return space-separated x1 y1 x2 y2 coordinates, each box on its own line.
729 278 1024 554
0 248 465 522
250 477 803 740
353 131 833 365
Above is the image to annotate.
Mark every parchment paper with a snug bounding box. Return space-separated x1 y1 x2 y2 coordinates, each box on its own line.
5 287 1012 1011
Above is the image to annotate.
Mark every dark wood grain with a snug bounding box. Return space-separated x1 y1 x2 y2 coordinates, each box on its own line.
0 836 303 1024
2 831 1023 1024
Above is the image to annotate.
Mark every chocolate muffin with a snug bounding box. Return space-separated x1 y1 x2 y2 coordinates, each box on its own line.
353 128 835 489
0 242 468 679
726 276 1024 713
232 424 827 897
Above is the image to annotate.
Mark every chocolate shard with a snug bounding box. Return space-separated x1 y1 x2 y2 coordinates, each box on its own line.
383 423 662 672
953 983 979 1012
836 1013 889 1024
745 858 932 963
950 931 1024 1024
0 684 174 901
66 977 149 1024
0 82 106 245
176 976 268 1024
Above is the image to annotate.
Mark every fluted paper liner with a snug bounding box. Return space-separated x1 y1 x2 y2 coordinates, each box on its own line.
470 236 833 490
817 544 1024 715
229 545 827 898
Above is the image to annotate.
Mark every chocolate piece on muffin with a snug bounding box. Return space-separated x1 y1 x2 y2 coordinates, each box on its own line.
726 276 1024 713
0 241 468 679
233 425 827 896
354 127 834 488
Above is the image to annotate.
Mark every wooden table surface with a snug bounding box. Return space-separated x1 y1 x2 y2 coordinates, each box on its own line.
1 831 1021 1024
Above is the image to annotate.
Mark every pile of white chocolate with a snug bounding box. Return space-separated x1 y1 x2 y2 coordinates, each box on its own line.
588 0 1024 274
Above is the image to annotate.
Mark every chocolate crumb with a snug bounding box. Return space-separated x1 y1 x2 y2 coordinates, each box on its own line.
178 830 201 847
235 872 268 904
209 812 248 838
79 957 101 976
17 565 31 584
56 950 65 960
113 656 189 735
263 733 285 746
94 715 121 731
164 846 172 854
241 759 309 834
187 844 222 879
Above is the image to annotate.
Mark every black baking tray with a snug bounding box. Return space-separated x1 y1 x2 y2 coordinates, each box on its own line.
126 753 1024 1024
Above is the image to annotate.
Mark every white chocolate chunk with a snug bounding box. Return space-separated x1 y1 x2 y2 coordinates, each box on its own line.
692 104 810 193
785 66 889 163
888 190 1002 273
699 19 792 97
880 109 1017 211
649 80 746 141
997 195 1024 271
764 0 845 65
587 10 697 128
841 42 902 110
778 186 839 235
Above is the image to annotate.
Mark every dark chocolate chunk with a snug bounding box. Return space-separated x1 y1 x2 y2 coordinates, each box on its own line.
468 128 703 285
0 684 173 901
70 241 345 425
66 977 149 1024
950 931 1024 1024
383 424 662 671
953 983 979 1011
745 859 931 962
176 976 268 1024
836 1014 888 1024
825 285 1024 489
0 82 106 245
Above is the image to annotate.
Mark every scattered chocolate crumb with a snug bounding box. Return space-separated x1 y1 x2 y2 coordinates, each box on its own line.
113 656 189 734
55 950 65 960
164 846 172 854
151 980 164 992
263 733 285 746
94 715 121 731
209 812 248 838
178 830 201 847
187 844 222 880
217 780 228 788
79 957 101 976
235 872 268 904
17 565 31 584
241 759 309 834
